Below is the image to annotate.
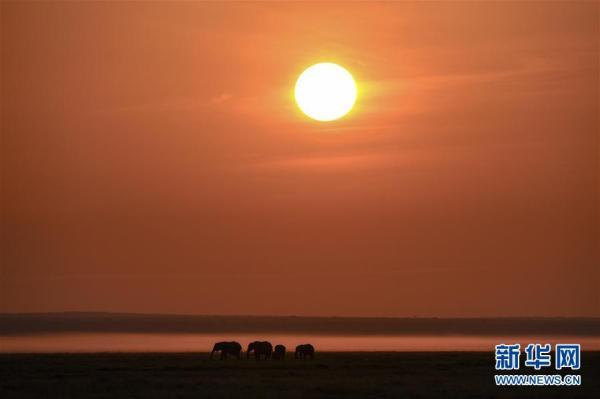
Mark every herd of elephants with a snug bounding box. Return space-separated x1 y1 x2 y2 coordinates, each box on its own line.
210 341 315 360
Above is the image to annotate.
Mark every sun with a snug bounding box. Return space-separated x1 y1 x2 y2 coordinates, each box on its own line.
295 62 357 122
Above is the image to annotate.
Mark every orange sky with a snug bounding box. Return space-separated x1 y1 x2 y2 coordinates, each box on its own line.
1 1 598 317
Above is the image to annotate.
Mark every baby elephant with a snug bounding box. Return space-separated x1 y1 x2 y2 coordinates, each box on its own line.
272 344 286 360
295 344 315 360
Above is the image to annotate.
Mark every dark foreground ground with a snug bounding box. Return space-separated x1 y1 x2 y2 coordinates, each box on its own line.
1 352 598 399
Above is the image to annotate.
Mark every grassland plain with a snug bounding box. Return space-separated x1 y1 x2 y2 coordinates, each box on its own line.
1 352 599 399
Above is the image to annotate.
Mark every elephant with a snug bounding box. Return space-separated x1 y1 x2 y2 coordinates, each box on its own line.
272 344 286 360
210 341 242 360
247 341 273 360
295 344 315 360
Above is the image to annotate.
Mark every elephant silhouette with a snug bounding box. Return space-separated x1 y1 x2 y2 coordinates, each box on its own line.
295 344 315 360
272 344 286 360
247 341 273 360
210 341 242 360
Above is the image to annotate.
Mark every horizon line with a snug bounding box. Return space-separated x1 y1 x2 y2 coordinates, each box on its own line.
2 311 599 320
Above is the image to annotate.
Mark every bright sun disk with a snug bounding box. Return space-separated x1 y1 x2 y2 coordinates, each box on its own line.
295 63 357 122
